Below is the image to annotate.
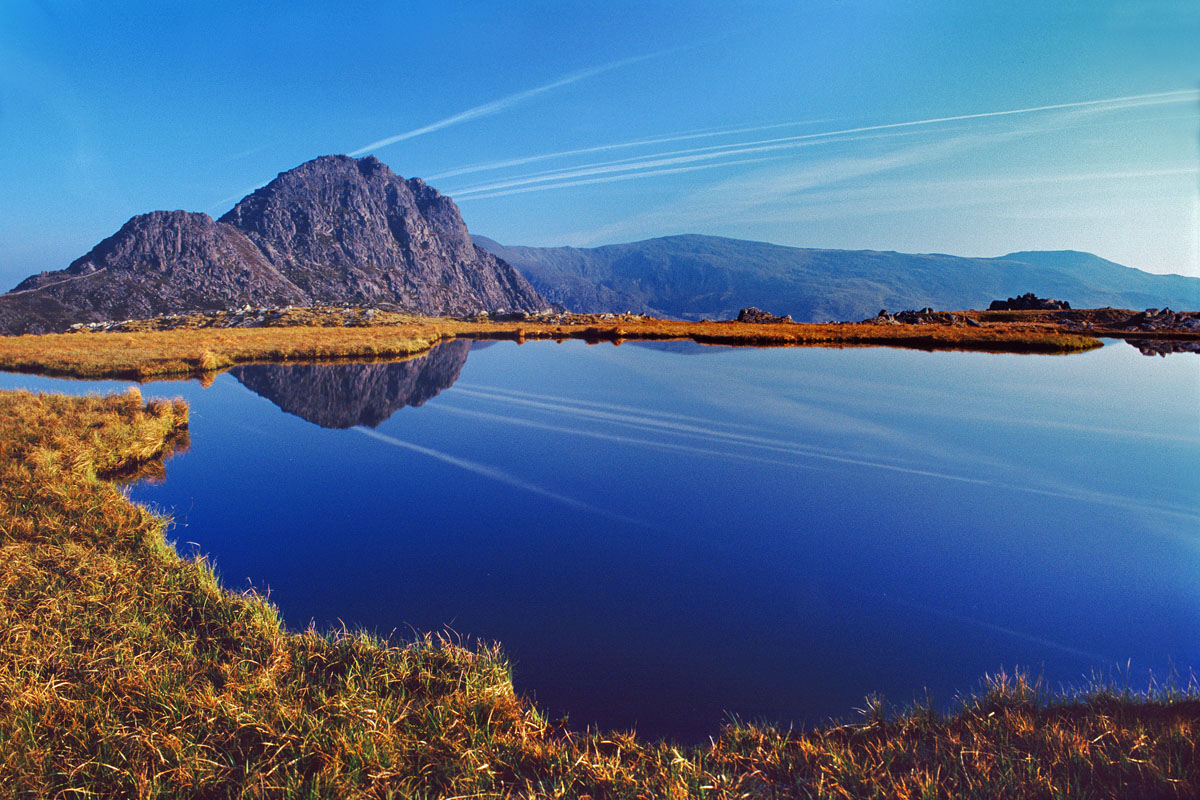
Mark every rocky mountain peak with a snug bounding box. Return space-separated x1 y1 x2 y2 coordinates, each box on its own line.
0 154 546 333
215 154 501 308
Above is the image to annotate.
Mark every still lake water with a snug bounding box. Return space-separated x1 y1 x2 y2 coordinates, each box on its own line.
3 340 1197 742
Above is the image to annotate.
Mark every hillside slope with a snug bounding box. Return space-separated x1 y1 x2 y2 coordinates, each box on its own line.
475 234 1199 321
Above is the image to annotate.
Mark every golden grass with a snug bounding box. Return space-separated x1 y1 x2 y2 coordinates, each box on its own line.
0 312 1105 381
0 325 443 379
1 387 1196 798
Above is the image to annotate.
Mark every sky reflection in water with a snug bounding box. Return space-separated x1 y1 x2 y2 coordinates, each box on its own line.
2 340 1197 742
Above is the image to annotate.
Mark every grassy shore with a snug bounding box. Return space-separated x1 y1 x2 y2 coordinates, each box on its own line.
1 388 1197 798
0 308 1107 380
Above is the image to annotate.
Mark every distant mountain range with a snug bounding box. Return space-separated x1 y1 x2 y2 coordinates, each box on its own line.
0 155 545 334
2 154 1195 335
475 234 1199 322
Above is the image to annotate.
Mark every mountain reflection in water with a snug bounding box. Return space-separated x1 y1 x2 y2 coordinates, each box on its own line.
228 340 470 428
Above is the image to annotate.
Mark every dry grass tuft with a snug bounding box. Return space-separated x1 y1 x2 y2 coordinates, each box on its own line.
0 311 1108 381
1 387 1196 798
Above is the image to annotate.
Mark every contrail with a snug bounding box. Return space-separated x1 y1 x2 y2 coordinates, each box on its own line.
353 427 652 528
448 128 928 198
443 89 1198 200
424 118 834 181
452 156 784 201
348 51 666 157
452 144 813 196
210 50 669 209
766 89 1198 145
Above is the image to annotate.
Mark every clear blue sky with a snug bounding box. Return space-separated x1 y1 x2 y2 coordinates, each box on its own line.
1 0 1197 290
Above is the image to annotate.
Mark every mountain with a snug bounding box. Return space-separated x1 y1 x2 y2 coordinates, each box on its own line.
992 251 1200 311
4 211 309 329
474 234 1199 322
229 340 470 428
219 157 541 314
0 156 545 334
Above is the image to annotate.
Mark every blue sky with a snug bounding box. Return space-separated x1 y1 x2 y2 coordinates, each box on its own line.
1 0 1197 290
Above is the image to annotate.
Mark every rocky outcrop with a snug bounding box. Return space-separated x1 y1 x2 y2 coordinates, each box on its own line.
868 308 978 326
228 339 471 428
0 155 546 334
735 307 793 323
988 293 1071 311
1116 308 1200 333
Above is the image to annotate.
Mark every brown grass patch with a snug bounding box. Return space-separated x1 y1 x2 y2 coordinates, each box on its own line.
0 312 1106 381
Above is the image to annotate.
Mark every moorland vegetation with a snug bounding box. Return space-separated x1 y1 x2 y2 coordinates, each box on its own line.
0 307 1111 381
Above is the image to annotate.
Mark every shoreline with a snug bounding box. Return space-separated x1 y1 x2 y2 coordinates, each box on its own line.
0 308 1138 381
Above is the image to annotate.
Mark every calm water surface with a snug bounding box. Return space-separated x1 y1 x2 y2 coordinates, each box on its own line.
3 340 1197 742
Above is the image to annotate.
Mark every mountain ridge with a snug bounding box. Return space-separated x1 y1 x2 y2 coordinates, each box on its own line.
474 233 1198 322
3 157 1194 335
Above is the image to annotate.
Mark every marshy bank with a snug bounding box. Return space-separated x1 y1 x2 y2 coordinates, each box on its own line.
0 307 1117 382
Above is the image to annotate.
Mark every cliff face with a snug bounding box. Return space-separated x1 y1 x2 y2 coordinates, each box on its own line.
0 156 546 334
220 156 542 314
228 339 471 428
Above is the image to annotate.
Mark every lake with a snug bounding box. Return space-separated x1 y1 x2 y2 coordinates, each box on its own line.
2 339 1197 742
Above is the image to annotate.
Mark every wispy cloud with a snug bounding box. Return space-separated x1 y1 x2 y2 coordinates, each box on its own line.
699 165 1200 226
348 51 667 157
549 91 1199 245
441 89 1199 205
452 155 786 201
210 49 675 210
558 132 1000 243
448 129 928 199
424 118 834 181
